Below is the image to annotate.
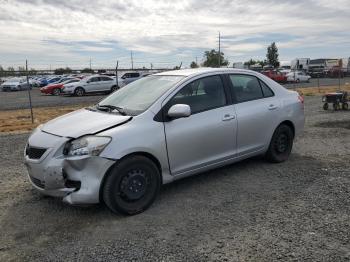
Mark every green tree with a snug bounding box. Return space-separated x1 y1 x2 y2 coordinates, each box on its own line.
29 68 37 75
266 42 279 68
202 49 229 68
244 59 268 67
81 68 94 73
0 65 4 77
190 61 199 68
54 67 72 75
7 66 15 76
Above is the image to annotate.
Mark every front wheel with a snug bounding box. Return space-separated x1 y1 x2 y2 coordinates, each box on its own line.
110 85 119 93
323 103 329 110
265 124 294 163
102 156 161 215
52 88 61 96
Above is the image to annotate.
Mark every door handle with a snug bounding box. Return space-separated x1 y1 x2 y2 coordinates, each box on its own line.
222 114 235 121
268 104 278 110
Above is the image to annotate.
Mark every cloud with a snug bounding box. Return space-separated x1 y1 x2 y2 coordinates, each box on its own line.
0 0 349 68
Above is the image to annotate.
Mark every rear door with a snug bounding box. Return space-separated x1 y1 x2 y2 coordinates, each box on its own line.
228 74 281 156
100 76 114 91
163 74 237 176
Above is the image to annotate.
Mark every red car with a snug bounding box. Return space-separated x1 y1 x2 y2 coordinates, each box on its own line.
40 79 80 95
262 70 287 83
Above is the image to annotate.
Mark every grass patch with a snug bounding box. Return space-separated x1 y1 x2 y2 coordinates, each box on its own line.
0 104 91 133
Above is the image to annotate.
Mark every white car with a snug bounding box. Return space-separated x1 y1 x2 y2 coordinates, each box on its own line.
287 71 311 83
61 75 118 96
1 78 31 91
116 72 144 88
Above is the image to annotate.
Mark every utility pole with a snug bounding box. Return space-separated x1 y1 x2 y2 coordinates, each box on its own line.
116 61 119 88
89 58 92 70
131 51 134 70
196 56 198 65
218 31 221 68
26 60 34 124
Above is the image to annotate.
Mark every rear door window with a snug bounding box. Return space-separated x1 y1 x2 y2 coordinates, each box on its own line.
259 80 274 97
229 75 263 103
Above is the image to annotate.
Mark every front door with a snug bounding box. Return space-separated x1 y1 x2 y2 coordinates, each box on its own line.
164 75 237 176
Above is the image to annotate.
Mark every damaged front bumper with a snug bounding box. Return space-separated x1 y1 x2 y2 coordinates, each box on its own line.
24 129 115 204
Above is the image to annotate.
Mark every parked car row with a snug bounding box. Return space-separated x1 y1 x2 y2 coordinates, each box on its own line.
40 72 145 96
262 70 311 83
1 71 146 94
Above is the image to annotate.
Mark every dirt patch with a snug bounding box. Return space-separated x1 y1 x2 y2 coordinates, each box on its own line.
295 85 350 96
314 120 350 130
0 104 91 133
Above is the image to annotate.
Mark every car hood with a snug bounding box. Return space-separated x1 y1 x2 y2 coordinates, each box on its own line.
41 108 132 138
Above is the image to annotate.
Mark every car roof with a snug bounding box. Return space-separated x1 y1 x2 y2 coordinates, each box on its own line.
154 68 256 77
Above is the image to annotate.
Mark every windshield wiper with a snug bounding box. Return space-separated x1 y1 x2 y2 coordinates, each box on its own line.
96 104 127 115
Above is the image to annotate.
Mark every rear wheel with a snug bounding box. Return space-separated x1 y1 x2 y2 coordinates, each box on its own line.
110 85 118 93
266 124 294 163
74 87 85 96
323 103 329 110
342 103 348 110
103 156 161 215
52 88 61 96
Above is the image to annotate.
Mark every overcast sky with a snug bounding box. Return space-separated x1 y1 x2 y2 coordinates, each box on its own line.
0 0 349 69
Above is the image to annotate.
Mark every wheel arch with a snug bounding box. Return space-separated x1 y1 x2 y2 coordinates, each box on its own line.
279 120 295 138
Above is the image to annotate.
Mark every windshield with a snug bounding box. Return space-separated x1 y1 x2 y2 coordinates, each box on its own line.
98 75 184 115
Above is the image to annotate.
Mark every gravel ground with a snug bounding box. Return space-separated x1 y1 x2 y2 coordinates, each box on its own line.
1 77 350 110
0 96 349 261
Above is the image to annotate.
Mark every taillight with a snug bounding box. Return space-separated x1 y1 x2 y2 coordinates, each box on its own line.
298 95 304 104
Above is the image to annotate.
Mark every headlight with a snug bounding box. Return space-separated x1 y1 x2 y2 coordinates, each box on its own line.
67 136 111 156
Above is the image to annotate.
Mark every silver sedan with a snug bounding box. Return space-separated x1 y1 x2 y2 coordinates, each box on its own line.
24 68 304 215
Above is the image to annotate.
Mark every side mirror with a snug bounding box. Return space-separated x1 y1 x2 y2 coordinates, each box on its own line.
168 104 191 119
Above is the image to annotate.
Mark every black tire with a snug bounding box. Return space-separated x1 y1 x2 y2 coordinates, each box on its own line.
110 85 119 93
342 103 348 110
74 87 85 96
52 88 61 96
323 103 329 110
265 124 294 163
102 155 161 215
